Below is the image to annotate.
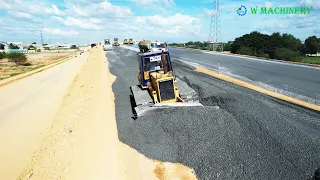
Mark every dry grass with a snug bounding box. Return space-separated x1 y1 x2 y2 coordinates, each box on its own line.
0 52 73 80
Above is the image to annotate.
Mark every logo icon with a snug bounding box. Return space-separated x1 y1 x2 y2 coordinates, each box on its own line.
237 5 247 16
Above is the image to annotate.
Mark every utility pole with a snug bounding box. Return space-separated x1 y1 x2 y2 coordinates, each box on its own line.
40 31 44 45
208 0 223 52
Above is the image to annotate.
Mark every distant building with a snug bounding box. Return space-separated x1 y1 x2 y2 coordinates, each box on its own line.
0 42 10 52
306 52 320 56
42 44 73 49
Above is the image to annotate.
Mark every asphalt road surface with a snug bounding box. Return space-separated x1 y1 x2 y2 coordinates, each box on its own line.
107 47 320 180
169 47 320 106
0 53 87 180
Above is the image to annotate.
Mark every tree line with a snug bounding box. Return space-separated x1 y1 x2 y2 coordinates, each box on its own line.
230 31 318 61
168 31 320 62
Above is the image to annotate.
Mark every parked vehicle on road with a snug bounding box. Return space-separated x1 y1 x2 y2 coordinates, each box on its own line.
103 39 112 51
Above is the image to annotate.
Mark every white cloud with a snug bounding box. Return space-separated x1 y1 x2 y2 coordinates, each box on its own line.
0 0 63 15
202 8 217 16
265 2 272 8
132 13 201 37
42 28 79 36
292 16 317 28
52 16 103 30
299 0 320 8
130 0 174 12
7 10 35 20
47 5 63 15
131 0 174 6
49 11 201 38
64 1 132 17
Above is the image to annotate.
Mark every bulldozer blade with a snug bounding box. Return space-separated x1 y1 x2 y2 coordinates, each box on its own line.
133 101 203 119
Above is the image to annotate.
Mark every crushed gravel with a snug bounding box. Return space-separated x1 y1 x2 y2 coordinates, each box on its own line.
107 48 320 180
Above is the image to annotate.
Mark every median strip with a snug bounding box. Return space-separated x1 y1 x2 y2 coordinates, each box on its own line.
0 53 78 88
196 67 320 111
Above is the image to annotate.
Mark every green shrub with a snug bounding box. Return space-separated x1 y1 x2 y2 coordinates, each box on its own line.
236 46 255 56
7 52 27 65
0 52 7 59
37 49 41 52
274 48 300 61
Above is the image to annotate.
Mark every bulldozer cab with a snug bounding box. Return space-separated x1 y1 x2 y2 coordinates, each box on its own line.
105 39 110 44
139 50 174 88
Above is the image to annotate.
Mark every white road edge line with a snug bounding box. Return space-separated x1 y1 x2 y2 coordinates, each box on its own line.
200 50 320 70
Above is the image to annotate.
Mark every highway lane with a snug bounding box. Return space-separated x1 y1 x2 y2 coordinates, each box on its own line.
110 47 320 179
0 52 87 180
169 47 320 105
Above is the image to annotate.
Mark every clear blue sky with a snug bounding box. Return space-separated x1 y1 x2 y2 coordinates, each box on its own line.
0 0 319 44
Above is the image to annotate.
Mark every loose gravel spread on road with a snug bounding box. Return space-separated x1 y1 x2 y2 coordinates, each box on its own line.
108 47 320 180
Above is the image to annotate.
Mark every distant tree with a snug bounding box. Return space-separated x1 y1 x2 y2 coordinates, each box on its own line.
298 44 307 55
274 48 300 61
70 45 77 49
223 41 233 51
32 42 36 44
281 33 301 52
9 43 19 49
185 41 194 46
42 44 48 46
230 31 303 60
230 37 243 53
237 46 255 56
0 52 7 60
305 36 319 54
7 52 27 65
28 45 36 50
0 43 5 50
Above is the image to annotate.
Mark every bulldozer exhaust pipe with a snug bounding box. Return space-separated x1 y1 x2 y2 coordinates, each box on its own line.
161 50 167 74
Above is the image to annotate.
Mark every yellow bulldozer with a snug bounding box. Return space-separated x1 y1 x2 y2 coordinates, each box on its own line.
129 38 134 44
123 39 129 44
113 38 120 46
130 49 202 118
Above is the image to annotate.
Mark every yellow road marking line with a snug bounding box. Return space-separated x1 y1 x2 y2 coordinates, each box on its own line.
196 67 320 111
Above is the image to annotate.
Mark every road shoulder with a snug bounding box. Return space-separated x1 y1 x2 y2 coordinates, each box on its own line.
0 53 78 87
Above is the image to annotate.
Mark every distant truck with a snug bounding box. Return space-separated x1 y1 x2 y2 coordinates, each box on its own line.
138 40 167 53
103 39 112 51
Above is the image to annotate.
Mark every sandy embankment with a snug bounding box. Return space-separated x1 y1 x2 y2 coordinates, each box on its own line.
18 46 197 180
